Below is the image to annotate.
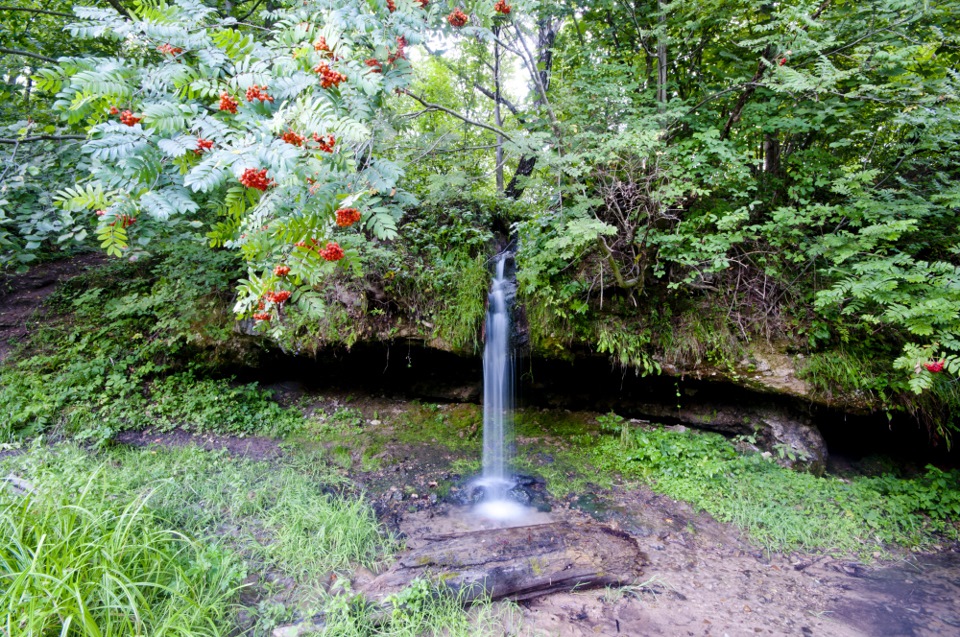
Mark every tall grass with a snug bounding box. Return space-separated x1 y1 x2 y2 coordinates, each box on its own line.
0 472 243 637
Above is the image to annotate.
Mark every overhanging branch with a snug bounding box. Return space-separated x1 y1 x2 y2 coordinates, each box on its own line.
0 6 73 17
399 90 513 142
0 134 85 144
0 47 58 63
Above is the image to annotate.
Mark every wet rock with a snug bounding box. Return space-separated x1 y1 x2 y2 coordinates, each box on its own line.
446 473 551 511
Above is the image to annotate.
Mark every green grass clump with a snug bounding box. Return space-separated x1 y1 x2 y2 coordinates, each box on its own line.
589 414 960 553
2 445 394 583
0 473 243 637
322 579 517 637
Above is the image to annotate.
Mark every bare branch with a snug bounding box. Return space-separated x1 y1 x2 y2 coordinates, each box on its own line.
399 90 513 142
0 134 85 144
0 47 58 63
0 6 72 17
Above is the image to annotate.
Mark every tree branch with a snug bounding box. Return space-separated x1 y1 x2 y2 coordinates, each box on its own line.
0 47 58 63
0 6 73 17
237 0 266 21
0 134 85 144
104 0 132 19
472 83 520 117
399 90 513 141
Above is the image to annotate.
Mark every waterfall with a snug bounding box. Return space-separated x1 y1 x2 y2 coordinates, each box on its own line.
474 252 525 520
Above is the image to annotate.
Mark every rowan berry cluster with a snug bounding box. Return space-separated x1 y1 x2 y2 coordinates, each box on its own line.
365 58 382 73
264 290 292 304
319 242 345 261
386 0 396 12
253 312 271 322
447 8 468 27
195 138 214 155
281 130 305 146
336 207 362 227
95 209 106 216
387 36 407 63
416 0 428 7
109 106 120 115
494 0 511 14
924 360 945 373
245 85 274 102
312 133 337 152
239 168 274 191
219 92 238 113
109 214 136 228
274 265 291 277
119 110 141 126
314 63 347 89
157 43 183 55
314 36 330 53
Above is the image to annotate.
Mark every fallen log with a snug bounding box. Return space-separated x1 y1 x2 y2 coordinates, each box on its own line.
362 521 647 603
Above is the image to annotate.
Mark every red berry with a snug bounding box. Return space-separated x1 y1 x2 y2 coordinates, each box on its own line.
447 8 468 27
365 58 382 73
319 242 345 261
245 84 275 103
274 265 291 277
219 92 238 113
253 312 271 322
119 110 141 126
924 360 945 373
314 62 347 89
281 130 305 146
386 0 396 11
195 138 214 155
157 43 183 56
314 36 330 52
239 168 274 191
336 207 362 227
494 0 511 14
109 106 120 115
312 133 336 152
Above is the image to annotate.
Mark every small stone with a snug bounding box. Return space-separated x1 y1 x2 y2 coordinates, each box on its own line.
370 419 381 425
428 480 438 488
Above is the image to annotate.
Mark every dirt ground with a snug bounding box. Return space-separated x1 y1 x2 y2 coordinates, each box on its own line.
0 253 103 362
355 426 960 637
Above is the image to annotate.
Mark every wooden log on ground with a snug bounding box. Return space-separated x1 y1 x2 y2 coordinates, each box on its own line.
362 521 647 603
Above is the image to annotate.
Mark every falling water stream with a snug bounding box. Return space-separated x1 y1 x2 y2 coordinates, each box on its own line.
473 252 527 521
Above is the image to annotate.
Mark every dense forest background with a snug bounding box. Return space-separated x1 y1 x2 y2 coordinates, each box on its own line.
2 0 959 440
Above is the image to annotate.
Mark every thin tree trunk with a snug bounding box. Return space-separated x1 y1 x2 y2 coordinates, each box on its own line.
494 28 504 193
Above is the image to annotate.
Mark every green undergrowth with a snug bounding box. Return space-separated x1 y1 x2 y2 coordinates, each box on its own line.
0 242 303 445
509 408 960 554
590 413 959 553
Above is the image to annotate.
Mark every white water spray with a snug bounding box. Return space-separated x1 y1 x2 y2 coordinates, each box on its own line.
474 253 527 521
